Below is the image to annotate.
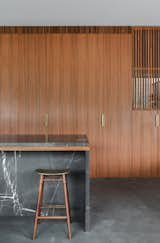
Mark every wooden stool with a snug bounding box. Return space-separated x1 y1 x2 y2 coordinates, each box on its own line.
32 169 72 240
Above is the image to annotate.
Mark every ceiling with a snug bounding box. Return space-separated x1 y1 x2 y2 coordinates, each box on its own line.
0 0 160 26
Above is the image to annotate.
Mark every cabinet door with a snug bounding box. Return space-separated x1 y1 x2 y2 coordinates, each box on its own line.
0 34 17 134
132 111 158 177
0 34 47 135
46 34 81 135
157 112 160 176
102 33 132 177
46 34 104 177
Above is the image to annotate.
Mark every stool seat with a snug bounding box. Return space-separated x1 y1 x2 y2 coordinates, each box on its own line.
36 168 70 176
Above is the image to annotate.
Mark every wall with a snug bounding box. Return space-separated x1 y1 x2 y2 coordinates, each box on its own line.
0 28 132 177
0 27 159 178
0 0 160 25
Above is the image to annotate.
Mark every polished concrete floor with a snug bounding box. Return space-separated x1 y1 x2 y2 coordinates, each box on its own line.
1 179 160 243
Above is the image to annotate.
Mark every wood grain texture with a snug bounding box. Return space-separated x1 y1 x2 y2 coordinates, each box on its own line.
0 26 132 34
102 34 132 177
131 111 158 177
131 27 160 177
0 146 90 151
0 34 46 135
0 29 158 178
44 34 104 177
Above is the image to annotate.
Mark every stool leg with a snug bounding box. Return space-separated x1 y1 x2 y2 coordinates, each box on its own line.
66 180 72 223
62 174 72 240
33 175 44 240
38 177 44 224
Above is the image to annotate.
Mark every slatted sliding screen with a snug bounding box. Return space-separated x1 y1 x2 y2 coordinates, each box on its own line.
133 28 160 110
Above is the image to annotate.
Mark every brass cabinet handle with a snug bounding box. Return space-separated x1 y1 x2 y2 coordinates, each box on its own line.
101 113 105 128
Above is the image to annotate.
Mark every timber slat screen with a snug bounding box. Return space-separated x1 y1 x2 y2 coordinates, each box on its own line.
133 27 160 110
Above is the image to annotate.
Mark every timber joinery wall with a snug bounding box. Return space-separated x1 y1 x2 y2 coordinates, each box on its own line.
0 26 132 178
0 26 160 178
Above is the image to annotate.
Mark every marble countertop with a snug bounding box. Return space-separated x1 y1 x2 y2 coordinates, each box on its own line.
0 135 89 150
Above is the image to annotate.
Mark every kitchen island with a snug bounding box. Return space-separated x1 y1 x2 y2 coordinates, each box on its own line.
0 134 90 231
